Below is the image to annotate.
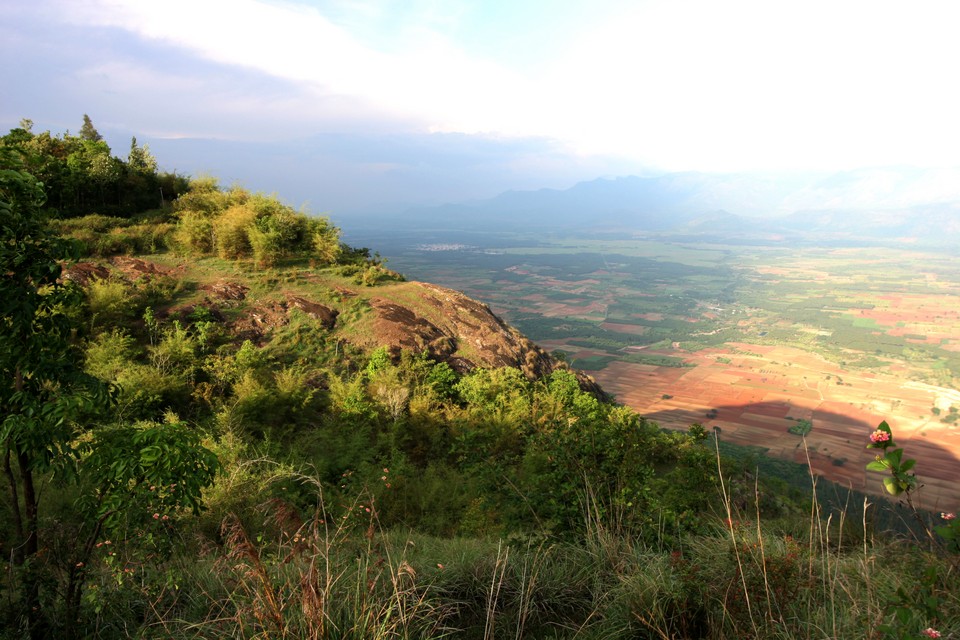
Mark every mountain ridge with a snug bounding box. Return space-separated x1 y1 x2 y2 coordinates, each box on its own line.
375 170 960 245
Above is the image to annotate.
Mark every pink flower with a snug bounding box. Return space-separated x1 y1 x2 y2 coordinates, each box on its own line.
869 429 891 443
161 515 170 521
152 513 160 519
942 512 956 521
921 628 941 638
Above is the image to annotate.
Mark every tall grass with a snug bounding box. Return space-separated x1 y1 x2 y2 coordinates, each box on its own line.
59 461 959 640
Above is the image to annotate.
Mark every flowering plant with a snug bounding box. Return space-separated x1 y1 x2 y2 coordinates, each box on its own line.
865 421 957 639
934 510 960 556
865 421 917 496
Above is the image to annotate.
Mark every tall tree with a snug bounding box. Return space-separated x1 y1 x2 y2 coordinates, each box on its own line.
127 136 158 174
0 147 107 636
78 113 102 142
0 148 217 636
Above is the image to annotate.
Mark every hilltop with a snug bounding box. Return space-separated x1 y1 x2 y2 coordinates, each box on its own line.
62 250 602 393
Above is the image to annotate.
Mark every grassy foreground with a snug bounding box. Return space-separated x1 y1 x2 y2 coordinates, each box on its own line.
54 460 959 640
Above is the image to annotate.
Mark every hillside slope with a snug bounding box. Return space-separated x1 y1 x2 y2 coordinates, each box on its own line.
65 253 602 394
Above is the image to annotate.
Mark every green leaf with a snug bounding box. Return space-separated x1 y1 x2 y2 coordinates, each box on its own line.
866 460 889 472
887 448 903 466
883 476 903 496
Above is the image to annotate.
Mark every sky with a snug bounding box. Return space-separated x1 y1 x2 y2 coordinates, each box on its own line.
4 0 960 214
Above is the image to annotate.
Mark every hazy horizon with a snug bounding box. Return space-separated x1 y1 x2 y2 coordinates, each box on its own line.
5 0 960 216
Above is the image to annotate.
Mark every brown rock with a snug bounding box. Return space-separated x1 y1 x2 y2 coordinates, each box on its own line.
229 302 289 345
286 295 339 329
108 256 173 280
363 282 606 394
202 280 249 301
62 262 110 286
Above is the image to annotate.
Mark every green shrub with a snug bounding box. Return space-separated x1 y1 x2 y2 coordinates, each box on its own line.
247 208 306 266
173 176 232 216
308 217 342 264
150 321 198 378
85 329 191 419
85 329 141 381
788 419 813 436
87 278 133 328
212 204 257 259
50 214 173 256
173 210 214 254
246 219 284 267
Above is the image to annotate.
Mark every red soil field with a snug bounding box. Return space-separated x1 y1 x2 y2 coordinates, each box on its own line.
568 342 960 513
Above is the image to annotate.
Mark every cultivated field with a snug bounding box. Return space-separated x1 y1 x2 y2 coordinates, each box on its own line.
550 341 960 513
355 229 960 510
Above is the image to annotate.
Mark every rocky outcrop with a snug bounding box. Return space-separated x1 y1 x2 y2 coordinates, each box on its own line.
368 282 604 395
202 280 249 301
60 257 605 395
286 295 338 329
62 262 110 286
109 256 178 280
229 295 338 344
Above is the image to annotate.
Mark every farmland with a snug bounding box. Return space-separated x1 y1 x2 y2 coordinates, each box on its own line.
352 229 960 511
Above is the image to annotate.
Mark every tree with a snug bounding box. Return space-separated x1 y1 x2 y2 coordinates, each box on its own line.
79 113 102 142
127 136 158 174
0 149 218 636
1 147 108 635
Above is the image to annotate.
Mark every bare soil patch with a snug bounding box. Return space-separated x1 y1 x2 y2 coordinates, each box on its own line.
581 342 960 511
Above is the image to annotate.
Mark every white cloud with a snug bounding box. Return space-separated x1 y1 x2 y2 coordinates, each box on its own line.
59 0 960 171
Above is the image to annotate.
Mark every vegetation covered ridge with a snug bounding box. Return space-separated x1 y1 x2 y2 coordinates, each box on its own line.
1 119 958 639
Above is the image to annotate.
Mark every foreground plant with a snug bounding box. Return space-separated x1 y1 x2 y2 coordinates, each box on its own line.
865 421 956 639
1 149 220 638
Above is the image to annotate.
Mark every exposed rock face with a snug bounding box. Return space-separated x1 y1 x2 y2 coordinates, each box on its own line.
62 262 110 286
109 256 177 280
64 257 182 286
368 282 604 394
202 280 249 301
230 301 290 344
229 295 338 344
286 295 338 329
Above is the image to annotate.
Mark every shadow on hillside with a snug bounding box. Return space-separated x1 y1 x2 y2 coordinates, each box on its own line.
643 401 960 531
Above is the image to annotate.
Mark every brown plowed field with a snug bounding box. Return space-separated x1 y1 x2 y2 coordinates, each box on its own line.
574 342 960 512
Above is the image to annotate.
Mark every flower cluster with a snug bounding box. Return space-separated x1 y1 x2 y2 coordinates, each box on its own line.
869 429 891 444
921 628 941 638
941 512 956 521
381 467 391 489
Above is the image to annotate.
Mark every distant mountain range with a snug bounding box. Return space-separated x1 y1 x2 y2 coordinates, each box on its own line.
379 169 960 246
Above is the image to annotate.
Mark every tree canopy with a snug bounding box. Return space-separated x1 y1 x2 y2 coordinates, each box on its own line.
0 115 187 217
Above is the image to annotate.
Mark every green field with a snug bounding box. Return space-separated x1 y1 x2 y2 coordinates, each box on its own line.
353 229 960 388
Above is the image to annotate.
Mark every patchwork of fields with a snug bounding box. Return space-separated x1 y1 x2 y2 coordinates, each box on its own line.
356 230 960 511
